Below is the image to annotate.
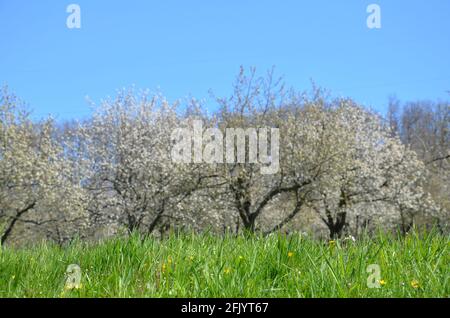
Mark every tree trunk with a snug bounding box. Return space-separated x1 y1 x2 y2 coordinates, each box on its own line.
328 212 346 239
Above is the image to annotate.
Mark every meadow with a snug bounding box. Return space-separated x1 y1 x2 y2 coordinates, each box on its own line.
0 231 448 298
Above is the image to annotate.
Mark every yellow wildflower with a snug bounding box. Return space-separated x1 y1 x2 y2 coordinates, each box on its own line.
224 268 231 274
288 252 294 258
329 240 336 247
64 283 83 291
410 280 420 289
379 279 386 286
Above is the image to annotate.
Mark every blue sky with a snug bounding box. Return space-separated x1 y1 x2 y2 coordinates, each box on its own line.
1 0 449 120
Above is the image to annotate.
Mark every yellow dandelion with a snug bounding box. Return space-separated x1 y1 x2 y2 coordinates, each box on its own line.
379 279 386 286
287 252 294 258
224 268 231 275
64 282 83 291
410 280 420 289
68 283 83 290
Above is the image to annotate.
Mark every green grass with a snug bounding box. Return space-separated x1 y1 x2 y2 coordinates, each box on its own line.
0 231 448 298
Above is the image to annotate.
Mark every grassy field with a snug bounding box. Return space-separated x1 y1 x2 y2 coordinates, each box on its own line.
0 231 448 298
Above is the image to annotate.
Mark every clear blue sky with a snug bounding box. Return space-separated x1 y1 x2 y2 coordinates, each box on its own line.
1 0 449 120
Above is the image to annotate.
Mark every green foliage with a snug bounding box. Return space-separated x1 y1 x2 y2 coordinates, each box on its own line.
0 231 448 298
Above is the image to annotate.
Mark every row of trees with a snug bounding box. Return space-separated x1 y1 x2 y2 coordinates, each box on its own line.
388 96 449 233
1 69 448 245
